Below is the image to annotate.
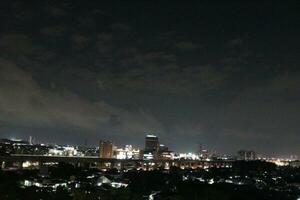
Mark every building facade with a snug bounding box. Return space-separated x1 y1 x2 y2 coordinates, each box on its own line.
99 141 113 158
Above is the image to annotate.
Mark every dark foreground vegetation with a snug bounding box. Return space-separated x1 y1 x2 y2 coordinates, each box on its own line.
0 161 299 200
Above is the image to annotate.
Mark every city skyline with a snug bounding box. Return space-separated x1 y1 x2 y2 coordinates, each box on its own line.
0 1 299 157
0 135 297 160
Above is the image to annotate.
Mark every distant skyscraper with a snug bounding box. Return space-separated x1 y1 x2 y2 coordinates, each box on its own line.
198 143 203 155
158 144 173 160
143 134 160 160
29 136 33 145
159 144 168 152
237 150 256 160
145 134 159 152
99 140 113 158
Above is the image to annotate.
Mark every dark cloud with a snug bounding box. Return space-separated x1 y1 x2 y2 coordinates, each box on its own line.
175 41 200 51
110 23 131 32
0 1 299 156
0 59 165 144
40 25 67 37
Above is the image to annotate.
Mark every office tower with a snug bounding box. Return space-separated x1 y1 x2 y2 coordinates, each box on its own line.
198 143 203 155
237 150 257 160
143 134 159 160
99 140 113 158
145 134 159 152
159 144 168 152
29 136 33 145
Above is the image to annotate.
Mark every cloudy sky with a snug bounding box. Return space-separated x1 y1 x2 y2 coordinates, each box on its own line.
0 1 299 156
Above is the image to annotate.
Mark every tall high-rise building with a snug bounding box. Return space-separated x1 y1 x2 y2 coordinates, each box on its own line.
99 140 113 158
237 150 256 160
159 144 168 152
143 134 160 160
29 136 33 145
198 143 203 155
145 134 159 152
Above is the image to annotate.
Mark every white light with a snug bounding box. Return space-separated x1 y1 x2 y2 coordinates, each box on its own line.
22 161 31 168
24 180 32 187
146 134 157 138
111 182 128 188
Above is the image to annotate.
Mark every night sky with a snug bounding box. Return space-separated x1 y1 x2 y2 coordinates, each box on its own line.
0 1 299 156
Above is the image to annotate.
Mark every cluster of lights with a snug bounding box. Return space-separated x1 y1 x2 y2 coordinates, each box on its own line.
266 158 291 166
178 153 199 160
48 146 83 157
114 145 140 160
23 179 67 191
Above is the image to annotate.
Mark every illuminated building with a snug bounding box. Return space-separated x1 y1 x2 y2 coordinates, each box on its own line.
48 147 64 156
99 141 113 158
48 146 81 156
126 145 140 159
158 144 173 160
200 149 209 159
159 151 174 160
143 151 154 160
114 145 140 159
179 153 199 160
